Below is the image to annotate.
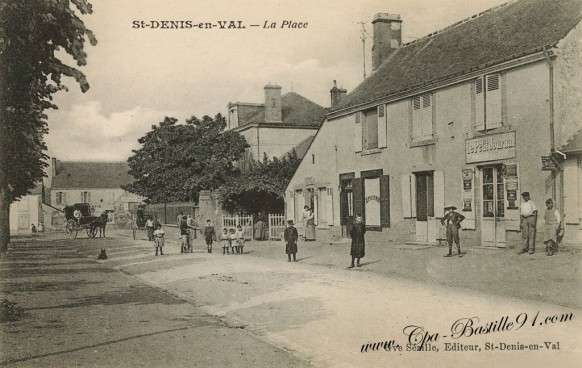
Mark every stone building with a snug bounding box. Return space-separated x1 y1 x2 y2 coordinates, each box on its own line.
49 159 143 223
226 84 328 169
285 0 582 248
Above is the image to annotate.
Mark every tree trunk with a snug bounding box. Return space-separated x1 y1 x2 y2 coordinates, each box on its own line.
0 186 11 258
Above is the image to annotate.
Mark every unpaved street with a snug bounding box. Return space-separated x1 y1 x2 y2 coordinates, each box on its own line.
2 230 581 368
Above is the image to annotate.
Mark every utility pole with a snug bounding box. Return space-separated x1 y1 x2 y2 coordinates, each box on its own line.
359 21 368 79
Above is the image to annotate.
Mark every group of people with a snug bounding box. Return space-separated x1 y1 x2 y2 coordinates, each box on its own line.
220 225 245 254
518 192 563 256
439 191 563 258
283 214 366 267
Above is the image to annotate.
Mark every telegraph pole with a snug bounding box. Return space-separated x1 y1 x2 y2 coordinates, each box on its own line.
359 21 367 79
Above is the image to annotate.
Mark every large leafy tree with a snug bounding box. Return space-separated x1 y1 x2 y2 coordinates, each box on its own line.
219 150 301 215
124 114 248 203
0 0 96 256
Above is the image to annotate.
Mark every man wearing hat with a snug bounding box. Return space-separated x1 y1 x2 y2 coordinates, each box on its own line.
284 219 299 262
518 192 538 254
441 205 465 257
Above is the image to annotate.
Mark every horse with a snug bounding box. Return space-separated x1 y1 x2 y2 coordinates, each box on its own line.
94 212 108 238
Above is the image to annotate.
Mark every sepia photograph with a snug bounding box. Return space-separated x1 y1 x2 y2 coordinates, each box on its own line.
1 0 581 367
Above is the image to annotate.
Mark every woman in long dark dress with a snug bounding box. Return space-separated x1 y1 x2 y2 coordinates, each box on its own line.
349 214 366 268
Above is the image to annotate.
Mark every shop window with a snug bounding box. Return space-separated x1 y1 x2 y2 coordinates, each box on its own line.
475 74 502 131
411 93 433 142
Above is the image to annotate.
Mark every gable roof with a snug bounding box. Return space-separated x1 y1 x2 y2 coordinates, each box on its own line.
562 130 582 154
237 92 327 127
51 162 133 189
280 135 315 160
333 0 582 112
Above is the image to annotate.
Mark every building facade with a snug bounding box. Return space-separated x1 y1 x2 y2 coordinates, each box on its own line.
49 160 144 223
285 0 582 248
227 84 328 169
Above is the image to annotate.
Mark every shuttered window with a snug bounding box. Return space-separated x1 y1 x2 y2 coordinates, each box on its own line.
353 178 364 219
354 112 362 152
411 94 433 140
475 74 502 131
380 175 390 227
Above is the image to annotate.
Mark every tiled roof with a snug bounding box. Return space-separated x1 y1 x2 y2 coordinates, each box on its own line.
562 130 582 153
51 161 133 189
333 0 582 111
238 92 327 127
280 135 315 160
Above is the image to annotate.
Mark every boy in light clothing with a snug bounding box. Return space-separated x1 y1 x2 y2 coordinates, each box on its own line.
153 224 165 256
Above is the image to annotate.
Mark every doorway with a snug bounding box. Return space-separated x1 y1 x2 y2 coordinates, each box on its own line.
415 172 435 242
481 166 506 247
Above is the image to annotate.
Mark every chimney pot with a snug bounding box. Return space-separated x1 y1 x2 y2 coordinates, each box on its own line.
330 81 348 108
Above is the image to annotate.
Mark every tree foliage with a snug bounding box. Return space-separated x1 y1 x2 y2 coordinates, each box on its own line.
0 0 96 255
219 150 301 215
124 115 248 203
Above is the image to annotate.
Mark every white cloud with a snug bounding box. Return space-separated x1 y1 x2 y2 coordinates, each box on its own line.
46 101 177 161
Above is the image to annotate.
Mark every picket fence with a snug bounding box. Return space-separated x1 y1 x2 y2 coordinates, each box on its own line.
221 214 287 241
268 214 286 240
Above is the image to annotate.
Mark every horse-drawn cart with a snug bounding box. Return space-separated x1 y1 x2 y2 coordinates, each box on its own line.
64 203 105 239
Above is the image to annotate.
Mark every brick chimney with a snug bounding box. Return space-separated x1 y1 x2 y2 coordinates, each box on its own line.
372 13 402 72
330 80 347 108
264 83 282 123
51 157 58 177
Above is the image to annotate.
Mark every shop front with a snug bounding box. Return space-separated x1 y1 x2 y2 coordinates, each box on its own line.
465 132 520 248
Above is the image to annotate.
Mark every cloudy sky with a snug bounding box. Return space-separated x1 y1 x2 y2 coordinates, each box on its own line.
46 0 507 161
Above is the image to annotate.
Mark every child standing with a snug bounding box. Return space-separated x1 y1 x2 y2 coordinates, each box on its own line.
203 220 216 253
153 224 165 256
221 228 230 255
229 228 237 255
236 225 245 254
180 216 190 253
284 220 298 262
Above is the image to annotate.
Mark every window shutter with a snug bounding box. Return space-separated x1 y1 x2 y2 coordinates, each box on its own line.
380 175 390 227
378 105 387 148
354 112 362 152
411 97 421 140
422 94 432 139
475 78 485 131
63 192 67 205
353 178 364 220
486 74 502 129
433 171 444 219
401 175 413 218
88 192 91 204
326 188 334 226
313 192 318 226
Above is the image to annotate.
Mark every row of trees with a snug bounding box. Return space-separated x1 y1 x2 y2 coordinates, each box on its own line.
0 0 97 257
124 116 301 215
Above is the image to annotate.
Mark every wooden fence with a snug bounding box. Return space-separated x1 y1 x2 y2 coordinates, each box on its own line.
268 214 286 240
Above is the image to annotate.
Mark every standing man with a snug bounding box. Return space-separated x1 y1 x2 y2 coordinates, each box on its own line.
441 205 465 258
518 192 538 254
